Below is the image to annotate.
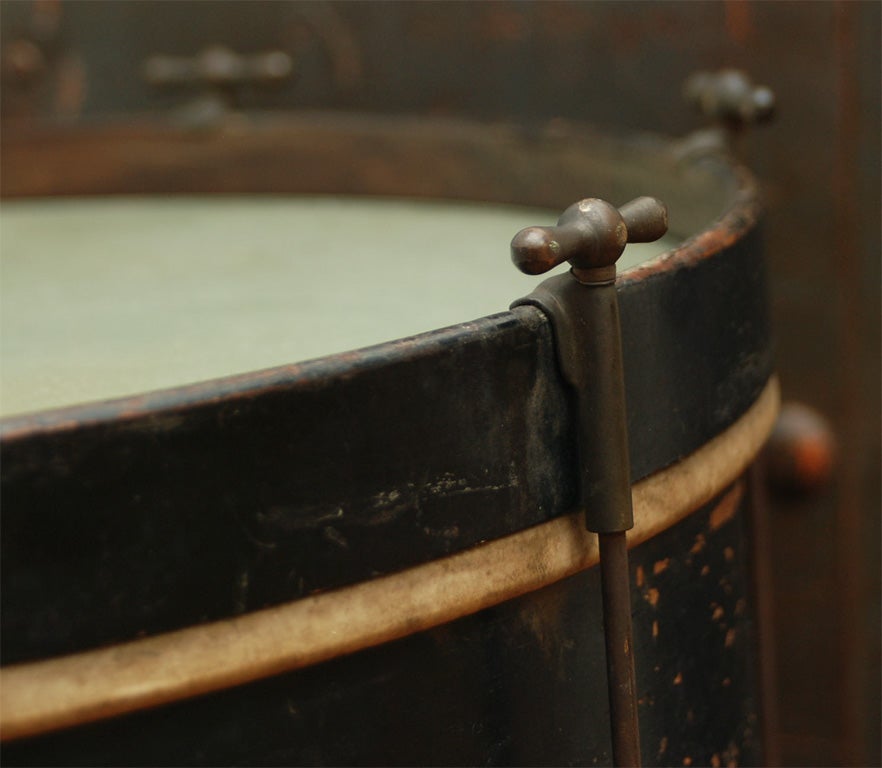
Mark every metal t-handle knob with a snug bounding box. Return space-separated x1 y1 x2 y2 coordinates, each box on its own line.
684 68 775 126
143 46 293 90
510 196 668 281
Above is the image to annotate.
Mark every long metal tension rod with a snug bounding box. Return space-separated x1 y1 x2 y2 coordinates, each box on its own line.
511 196 669 767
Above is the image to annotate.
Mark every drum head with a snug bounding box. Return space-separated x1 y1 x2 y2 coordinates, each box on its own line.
0 195 673 417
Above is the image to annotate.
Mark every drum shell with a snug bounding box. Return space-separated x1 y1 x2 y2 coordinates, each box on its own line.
0 115 775 766
2 482 763 767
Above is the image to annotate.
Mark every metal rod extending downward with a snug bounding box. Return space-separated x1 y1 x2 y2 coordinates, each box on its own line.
600 531 641 767
576 268 641 767
511 196 669 767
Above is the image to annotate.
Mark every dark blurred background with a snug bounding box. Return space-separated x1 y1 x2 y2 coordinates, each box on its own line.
1 2 879 765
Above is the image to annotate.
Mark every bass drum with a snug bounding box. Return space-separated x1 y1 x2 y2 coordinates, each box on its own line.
0 113 777 766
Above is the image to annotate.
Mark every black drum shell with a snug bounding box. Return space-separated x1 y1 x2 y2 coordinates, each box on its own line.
0 114 774 766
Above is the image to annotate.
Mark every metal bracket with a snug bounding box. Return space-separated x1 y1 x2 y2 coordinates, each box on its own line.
510 197 668 533
513 273 634 533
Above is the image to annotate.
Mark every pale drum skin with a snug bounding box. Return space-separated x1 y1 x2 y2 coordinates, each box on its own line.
0 196 676 418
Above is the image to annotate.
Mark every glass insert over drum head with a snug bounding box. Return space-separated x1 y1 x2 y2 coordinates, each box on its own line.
0 196 676 417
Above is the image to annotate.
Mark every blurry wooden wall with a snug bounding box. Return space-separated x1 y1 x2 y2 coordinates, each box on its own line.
2 2 879 765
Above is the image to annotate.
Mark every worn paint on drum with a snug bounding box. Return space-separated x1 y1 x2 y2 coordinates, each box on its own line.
0 378 778 745
0 197 676 417
0 479 765 767
0 110 775 766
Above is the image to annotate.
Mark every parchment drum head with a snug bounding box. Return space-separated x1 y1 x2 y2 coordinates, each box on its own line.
0 196 675 417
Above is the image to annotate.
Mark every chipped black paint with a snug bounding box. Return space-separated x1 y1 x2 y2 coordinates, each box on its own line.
2 484 763 767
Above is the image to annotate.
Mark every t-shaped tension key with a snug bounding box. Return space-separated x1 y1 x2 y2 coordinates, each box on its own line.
511 196 668 281
510 195 669 768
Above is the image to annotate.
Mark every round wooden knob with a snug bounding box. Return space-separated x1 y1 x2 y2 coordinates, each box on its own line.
764 402 836 496
510 196 668 280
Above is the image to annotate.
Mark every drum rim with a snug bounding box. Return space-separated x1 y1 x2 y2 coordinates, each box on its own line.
0 113 763 437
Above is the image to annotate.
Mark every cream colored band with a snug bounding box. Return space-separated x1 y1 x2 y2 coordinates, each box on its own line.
0 376 779 742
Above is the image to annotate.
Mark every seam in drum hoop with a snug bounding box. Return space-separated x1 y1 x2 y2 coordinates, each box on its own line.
0 376 779 743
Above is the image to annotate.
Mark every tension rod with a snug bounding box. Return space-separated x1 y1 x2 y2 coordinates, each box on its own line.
511 196 669 767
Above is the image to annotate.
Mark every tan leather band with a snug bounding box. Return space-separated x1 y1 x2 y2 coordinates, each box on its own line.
0 376 779 742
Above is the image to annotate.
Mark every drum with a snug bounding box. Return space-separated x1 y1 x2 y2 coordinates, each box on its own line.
0 113 777 766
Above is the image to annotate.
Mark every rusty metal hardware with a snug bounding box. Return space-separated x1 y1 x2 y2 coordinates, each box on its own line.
511 198 667 532
143 46 293 90
142 46 293 124
511 197 668 282
675 69 776 163
511 196 669 767
683 69 775 128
